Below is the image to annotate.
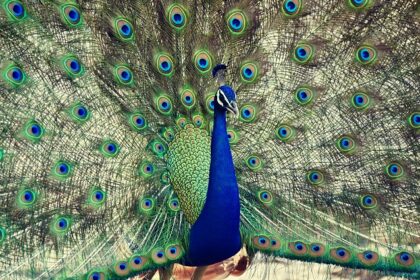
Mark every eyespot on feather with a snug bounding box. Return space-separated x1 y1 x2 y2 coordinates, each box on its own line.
252 235 271 250
281 0 303 17
292 43 314 64
288 241 308 255
165 244 184 261
355 45 377 65
155 53 175 77
330 247 352 263
138 197 156 215
151 247 168 264
129 254 148 271
309 243 326 257
59 4 83 28
394 252 415 267
357 250 380 266
166 3 189 31
226 9 248 35
4 0 27 21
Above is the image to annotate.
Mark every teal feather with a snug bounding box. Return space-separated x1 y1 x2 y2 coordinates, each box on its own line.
0 0 419 279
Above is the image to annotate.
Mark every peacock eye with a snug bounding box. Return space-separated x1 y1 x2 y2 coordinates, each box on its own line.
385 162 404 179
70 103 90 123
293 43 314 64
239 104 257 123
176 116 188 128
18 189 37 207
90 189 106 206
6 65 26 86
356 250 379 266
155 53 175 77
193 49 213 74
113 261 129 277
395 252 415 267
75 106 87 118
240 62 259 83
275 124 296 143
281 0 302 17
192 114 205 128
226 128 239 144
61 55 84 78
408 112 420 129
133 115 145 127
88 271 107 280
340 250 348 257
364 252 373 259
22 190 34 202
257 190 273 205
167 197 180 212
167 3 189 30
113 18 134 42
360 194 377 209
245 155 263 171
180 88 196 109
25 121 44 141
165 244 184 260
52 216 72 235
129 255 148 271
138 161 155 178
226 9 248 35
53 161 72 179
139 197 156 214
307 170 324 185
252 235 271 250
351 92 371 110
5 0 27 21
336 135 356 154
60 4 83 27
351 0 367 6
100 141 120 158
331 248 351 262
114 65 134 85
309 243 325 257
348 0 371 10
288 241 307 255
129 113 147 131
356 45 377 65
295 87 314 106
66 58 81 74
151 248 168 264
155 95 173 115
149 139 167 158
294 242 305 251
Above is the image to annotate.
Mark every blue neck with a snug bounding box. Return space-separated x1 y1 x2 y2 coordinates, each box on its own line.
185 105 242 266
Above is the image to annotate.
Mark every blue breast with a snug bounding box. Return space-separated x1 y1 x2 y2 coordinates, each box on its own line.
184 86 242 266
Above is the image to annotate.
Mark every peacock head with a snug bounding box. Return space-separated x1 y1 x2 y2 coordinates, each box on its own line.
215 87 238 117
213 64 239 117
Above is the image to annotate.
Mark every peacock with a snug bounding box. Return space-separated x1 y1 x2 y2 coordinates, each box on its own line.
0 0 419 279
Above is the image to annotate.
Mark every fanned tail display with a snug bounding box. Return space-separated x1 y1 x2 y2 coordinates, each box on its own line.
0 0 418 279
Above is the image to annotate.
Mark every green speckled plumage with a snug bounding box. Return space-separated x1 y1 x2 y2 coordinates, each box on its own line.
0 0 419 279
167 125 211 224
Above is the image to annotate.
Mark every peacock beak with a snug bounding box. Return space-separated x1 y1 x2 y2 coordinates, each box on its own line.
227 101 239 118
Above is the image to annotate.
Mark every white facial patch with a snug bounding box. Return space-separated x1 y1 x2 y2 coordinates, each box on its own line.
216 89 229 107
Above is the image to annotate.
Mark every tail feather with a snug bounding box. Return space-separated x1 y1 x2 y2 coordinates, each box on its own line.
0 0 418 279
